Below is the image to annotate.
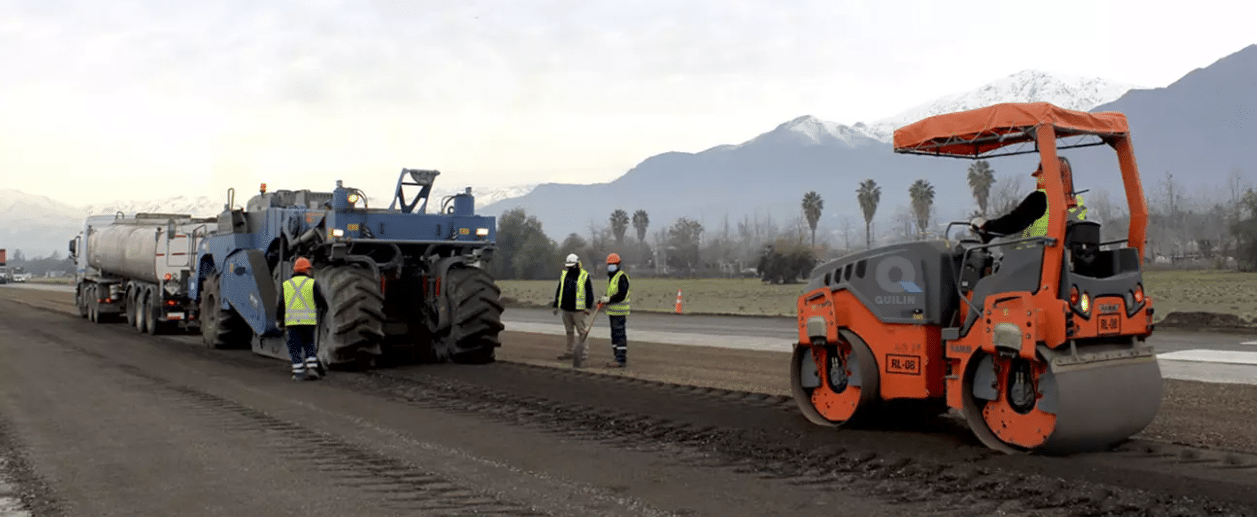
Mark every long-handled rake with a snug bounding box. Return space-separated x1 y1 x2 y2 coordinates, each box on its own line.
572 303 603 368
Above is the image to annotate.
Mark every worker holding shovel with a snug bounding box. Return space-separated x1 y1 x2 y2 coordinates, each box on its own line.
570 301 603 368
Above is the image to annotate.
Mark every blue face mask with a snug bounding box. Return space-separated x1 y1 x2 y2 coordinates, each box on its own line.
607 264 618 272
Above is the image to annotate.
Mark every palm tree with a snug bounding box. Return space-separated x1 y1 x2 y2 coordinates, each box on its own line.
632 209 650 243
857 179 881 249
609 209 630 246
967 160 996 217
801 191 824 248
909 179 936 239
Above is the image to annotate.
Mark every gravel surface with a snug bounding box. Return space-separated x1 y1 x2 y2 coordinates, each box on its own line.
0 292 912 516
492 326 1257 456
5 287 1257 516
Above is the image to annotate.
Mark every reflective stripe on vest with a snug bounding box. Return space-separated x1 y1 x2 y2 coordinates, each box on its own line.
1021 189 1087 239
283 276 317 325
558 268 588 310
605 270 631 316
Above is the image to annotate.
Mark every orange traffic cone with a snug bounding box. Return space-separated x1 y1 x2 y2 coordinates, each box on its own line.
675 289 683 313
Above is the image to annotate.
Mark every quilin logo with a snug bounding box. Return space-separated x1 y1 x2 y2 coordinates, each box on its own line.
874 256 922 305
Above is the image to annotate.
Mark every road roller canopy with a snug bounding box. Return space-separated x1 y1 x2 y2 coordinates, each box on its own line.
892 102 1130 159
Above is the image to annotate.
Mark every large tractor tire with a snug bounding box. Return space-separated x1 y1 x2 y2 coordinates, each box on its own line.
437 266 504 365
313 264 386 370
200 273 250 349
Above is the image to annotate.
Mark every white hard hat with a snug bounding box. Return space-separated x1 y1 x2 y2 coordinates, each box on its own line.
564 253 579 266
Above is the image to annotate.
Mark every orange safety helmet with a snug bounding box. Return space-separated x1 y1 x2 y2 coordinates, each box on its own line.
605 253 621 264
293 257 312 274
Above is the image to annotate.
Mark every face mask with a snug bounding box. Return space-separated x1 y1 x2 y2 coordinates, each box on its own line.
608 264 618 272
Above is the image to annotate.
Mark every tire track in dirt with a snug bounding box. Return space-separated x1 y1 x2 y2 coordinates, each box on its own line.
28 329 548 517
353 363 1257 517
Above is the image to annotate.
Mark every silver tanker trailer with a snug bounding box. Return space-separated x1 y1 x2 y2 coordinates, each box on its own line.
69 212 218 334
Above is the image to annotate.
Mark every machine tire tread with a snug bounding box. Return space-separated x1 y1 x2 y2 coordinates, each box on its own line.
441 266 504 364
314 264 385 367
201 272 250 349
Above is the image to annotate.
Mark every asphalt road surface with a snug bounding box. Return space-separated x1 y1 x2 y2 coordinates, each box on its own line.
0 293 914 517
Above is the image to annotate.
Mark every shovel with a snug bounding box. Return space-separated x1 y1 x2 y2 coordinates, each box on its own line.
572 303 603 368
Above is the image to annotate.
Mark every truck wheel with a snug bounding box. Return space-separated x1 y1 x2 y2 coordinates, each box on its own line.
137 290 150 333
200 273 248 349
313 264 385 369
145 288 164 335
76 285 88 318
439 266 504 365
125 288 137 327
88 285 101 323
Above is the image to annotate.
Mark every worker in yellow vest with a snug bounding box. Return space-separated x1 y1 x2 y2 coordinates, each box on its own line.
276 257 327 381
597 253 632 368
551 253 594 362
969 156 1086 240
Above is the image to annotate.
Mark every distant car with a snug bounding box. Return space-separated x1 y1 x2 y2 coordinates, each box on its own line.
13 273 31 283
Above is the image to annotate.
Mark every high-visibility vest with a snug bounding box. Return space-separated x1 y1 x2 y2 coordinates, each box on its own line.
605 270 631 316
558 268 588 310
282 276 318 326
1022 189 1087 239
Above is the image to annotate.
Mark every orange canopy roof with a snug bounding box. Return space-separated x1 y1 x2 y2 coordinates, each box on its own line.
892 102 1130 158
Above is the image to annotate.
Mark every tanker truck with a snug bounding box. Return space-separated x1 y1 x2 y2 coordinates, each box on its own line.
69 212 218 333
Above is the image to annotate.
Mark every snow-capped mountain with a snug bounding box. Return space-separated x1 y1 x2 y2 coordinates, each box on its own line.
751 70 1139 147
0 189 86 226
428 184 538 210
75 185 539 219
859 70 1140 142
735 115 883 150
83 195 225 219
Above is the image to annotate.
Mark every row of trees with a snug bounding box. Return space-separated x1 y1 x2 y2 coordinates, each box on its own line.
486 203 829 281
841 161 1257 271
487 160 1257 280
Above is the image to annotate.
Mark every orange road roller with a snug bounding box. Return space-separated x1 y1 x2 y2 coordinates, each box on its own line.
791 102 1162 455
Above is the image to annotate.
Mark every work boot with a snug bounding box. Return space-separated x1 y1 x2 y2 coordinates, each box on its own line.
605 361 625 368
304 357 321 380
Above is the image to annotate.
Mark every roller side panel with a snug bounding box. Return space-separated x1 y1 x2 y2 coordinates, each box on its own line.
797 287 945 402
803 241 960 326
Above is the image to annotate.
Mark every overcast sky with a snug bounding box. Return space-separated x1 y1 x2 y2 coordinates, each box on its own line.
1 0 1253 207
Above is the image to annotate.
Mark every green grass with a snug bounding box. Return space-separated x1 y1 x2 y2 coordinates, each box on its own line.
498 270 1257 323
1142 270 1257 324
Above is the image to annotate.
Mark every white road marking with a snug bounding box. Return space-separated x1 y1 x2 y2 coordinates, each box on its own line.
1157 349 1257 365
504 322 795 353
1241 341 1257 346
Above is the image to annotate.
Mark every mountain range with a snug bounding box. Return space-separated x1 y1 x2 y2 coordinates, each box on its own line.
479 44 1257 247
3 43 1254 259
